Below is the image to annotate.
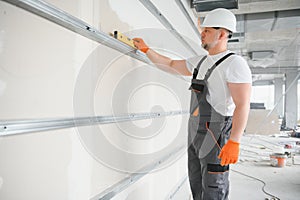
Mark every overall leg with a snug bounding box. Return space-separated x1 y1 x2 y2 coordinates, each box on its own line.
188 144 202 200
201 155 229 200
201 119 232 200
188 114 205 199
188 120 208 200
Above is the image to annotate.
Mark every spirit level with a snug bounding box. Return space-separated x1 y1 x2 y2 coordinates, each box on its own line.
113 31 136 49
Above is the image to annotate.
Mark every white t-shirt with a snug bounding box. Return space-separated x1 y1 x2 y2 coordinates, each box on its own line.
186 50 252 116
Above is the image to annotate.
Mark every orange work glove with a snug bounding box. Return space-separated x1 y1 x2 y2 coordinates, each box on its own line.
133 38 149 53
218 140 240 166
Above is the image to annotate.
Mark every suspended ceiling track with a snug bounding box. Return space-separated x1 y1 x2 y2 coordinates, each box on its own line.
91 144 186 200
166 175 188 199
139 0 198 55
0 110 188 136
0 0 151 64
174 0 201 40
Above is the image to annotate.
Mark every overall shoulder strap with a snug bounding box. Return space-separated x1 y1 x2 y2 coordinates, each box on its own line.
204 52 235 81
192 55 207 79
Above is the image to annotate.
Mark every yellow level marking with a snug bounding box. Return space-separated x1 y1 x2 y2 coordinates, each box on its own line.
113 31 136 49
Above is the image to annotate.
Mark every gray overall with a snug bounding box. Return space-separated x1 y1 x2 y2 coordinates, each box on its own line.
188 53 234 200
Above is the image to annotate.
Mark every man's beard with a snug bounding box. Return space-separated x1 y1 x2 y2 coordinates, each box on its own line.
202 43 209 50
201 40 218 51
201 34 219 51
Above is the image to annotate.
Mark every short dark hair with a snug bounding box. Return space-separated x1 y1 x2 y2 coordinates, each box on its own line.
213 27 232 38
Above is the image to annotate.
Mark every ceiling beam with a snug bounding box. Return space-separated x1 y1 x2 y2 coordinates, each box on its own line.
250 67 300 74
195 0 300 17
228 29 299 57
197 9 300 21
235 0 300 15
240 9 300 22
252 80 274 86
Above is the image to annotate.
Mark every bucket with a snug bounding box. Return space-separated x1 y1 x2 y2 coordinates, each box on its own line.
270 153 287 167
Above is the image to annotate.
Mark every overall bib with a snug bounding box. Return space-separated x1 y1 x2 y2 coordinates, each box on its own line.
188 53 234 200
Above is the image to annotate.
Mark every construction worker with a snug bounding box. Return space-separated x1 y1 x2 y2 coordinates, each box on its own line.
133 8 252 200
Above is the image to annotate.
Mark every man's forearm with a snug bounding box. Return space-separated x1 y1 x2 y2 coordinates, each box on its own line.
147 49 191 75
229 104 250 143
146 49 173 71
133 38 190 76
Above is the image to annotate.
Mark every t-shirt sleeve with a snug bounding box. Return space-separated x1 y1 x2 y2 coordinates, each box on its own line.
226 56 252 83
186 56 205 74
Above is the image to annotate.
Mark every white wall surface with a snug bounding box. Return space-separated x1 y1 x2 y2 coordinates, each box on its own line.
0 0 202 199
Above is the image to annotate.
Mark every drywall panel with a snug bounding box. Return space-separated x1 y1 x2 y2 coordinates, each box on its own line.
110 153 189 200
0 0 99 119
0 129 72 200
0 127 133 200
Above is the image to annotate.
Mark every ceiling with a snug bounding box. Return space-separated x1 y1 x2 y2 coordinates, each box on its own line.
191 0 300 84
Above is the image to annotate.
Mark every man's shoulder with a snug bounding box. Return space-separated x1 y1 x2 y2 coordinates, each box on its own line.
187 54 208 61
186 54 208 67
227 53 248 66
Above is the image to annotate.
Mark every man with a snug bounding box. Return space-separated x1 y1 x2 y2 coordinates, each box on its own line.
133 8 252 200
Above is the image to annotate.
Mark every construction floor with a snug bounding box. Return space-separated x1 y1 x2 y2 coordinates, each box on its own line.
230 134 300 200
179 133 300 200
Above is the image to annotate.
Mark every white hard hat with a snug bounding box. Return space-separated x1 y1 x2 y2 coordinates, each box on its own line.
201 8 236 33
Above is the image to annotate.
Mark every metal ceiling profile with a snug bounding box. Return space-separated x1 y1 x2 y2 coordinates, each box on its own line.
191 0 238 12
174 0 202 40
139 0 198 55
0 0 151 64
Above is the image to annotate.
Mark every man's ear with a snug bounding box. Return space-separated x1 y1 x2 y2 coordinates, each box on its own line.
219 29 229 40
